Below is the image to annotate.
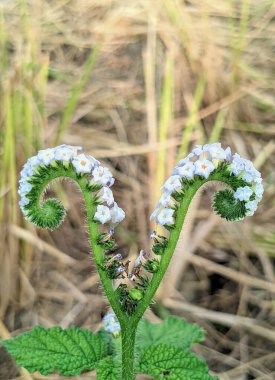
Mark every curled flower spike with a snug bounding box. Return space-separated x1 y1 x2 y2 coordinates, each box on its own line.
150 142 264 225
18 145 125 230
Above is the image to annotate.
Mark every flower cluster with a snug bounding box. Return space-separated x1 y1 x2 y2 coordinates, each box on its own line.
150 142 264 225
18 145 125 227
102 312 120 338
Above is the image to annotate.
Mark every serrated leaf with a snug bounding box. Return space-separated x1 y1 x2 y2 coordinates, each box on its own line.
138 344 218 380
136 316 204 352
96 356 121 380
2 326 109 376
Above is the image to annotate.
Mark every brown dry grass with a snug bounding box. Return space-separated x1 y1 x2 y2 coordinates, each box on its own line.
0 0 275 379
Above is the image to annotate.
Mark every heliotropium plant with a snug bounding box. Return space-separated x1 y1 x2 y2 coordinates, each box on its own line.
2 143 264 380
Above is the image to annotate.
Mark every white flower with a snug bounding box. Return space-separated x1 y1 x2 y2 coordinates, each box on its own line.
92 166 113 186
100 187 114 206
87 155 100 167
19 197 29 207
234 186 253 201
194 159 215 178
245 200 258 212
94 205 111 224
72 154 94 174
55 144 82 155
193 143 221 157
27 156 41 168
176 153 195 167
110 202 125 223
18 182 32 196
150 207 160 221
230 154 255 177
224 147 232 162
105 322 121 334
103 312 116 324
242 167 261 183
158 192 171 207
54 146 75 162
37 148 55 165
253 183 264 199
175 162 195 179
208 145 226 160
161 175 181 192
157 208 174 225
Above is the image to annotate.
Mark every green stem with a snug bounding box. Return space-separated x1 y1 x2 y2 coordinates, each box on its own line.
120 322 137 380
79 180 127 323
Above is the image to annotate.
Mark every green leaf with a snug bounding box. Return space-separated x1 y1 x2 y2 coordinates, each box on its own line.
138 344 218 380
96 356 121 380
2 326 109 376
136 316 204 352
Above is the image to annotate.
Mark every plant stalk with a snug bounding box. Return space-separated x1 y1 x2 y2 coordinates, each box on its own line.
120 322 137 380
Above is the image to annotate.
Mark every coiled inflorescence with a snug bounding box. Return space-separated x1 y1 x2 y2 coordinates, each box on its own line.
18 144 125 230
150 142 264 225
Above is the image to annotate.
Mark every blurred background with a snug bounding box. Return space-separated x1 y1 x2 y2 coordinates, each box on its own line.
0 0 275 379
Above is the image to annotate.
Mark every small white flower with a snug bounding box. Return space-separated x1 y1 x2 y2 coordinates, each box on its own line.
27 156 41 168
175 162 195 179
103 312 116 325
176 153 195 167
92 166 113 186
94 205 111 224
242 167 261 183
158 192 171 207
225 147 232 162
254 183 264 199
208 145 226 160
100 187 114 206
105 322 121 334
234 186 253 201
245 200 258 212
54 146 75 162
157 208 174 225
194 159 215 178
87 155 100 167
193 143 221 157
161 175 181 192
18 182 32 196
110 202 125 223
72 154 94 174
149 207 161 221
37 148 55 165
19 197 29 207
55 144 82 155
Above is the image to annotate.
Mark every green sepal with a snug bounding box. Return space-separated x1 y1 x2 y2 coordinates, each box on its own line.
87 181 103 192
143 259 160 273
163 223 176 232
2 326 109 376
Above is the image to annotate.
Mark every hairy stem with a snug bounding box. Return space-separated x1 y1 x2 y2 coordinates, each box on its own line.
120 322 137 380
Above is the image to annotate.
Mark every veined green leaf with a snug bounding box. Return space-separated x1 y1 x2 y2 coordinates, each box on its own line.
96 356 121 380
136 316 204 352
138 344 218 380
2 326 108 376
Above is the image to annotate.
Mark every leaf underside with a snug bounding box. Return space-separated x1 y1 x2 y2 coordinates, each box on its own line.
139 344 218 380
2 326 108 376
